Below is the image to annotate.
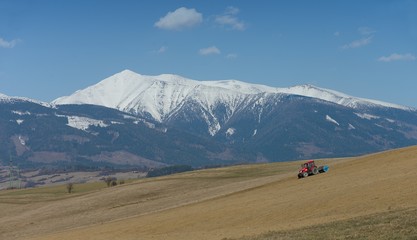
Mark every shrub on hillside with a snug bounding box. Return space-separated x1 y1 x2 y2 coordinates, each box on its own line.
103 176 117 187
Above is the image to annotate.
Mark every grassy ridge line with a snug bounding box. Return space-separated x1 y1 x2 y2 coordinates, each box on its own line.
230 207 417 240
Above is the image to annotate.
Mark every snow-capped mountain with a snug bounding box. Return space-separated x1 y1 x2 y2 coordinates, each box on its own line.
53 70 413 136
53 70 258 124
53 70 412 111
2 70 417 169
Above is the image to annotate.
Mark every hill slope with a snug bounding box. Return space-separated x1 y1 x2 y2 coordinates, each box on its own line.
0 146 416 239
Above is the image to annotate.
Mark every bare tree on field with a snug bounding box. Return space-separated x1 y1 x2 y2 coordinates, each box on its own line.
104 177 117 187
66 183 74 193
111 180 118 187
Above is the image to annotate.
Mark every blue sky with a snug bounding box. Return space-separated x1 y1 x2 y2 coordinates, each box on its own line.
1 0 416 107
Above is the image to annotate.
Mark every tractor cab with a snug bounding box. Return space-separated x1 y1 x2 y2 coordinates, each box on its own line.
300 160 316 171
298 160 322 178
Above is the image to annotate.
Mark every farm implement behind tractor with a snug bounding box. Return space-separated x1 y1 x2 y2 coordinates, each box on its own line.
298 160 329 178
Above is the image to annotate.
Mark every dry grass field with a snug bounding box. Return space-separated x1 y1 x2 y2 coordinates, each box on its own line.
1 146 417 240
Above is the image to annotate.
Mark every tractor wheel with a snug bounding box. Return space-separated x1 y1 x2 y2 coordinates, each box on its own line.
312 167 318 175
302 172 308 178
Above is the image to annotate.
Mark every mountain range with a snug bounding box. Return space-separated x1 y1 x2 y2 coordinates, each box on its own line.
1 70 417 169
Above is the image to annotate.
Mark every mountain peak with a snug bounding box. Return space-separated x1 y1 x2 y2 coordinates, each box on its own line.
112 70 195 85
119 69 139 75
109 69 143 80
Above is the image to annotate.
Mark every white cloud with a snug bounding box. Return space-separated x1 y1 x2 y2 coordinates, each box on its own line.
334 31 340 37
0 37 19 48
342 36 373 49
226 53 238 59
215 6 245 31
340 27 375 50
157 46 167 54
225 6 240 15
215 16 245 31
155 7 202 31
358 27 376 36
199 46 221 55
378 53 416 62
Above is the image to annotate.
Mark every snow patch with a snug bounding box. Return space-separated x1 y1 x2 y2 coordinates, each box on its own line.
18 135 26 146
226 128 236 137
123 115 137 120
209 122 221 136
12 110 31 115
355 113 380 120
66 116 108 131
326 115 339 126
133 120 156 129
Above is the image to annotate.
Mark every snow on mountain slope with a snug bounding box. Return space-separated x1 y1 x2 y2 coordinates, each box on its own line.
53 70 252 122
1 92 51 107
278 84 411 111
52 70 412 124
0 92 19 102
201 79 278 94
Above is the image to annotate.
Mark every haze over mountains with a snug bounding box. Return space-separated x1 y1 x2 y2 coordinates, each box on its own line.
1 70 417 169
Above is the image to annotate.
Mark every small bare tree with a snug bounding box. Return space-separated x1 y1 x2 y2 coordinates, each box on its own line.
111 180 118 187
104 177 117 187
66 183 74 193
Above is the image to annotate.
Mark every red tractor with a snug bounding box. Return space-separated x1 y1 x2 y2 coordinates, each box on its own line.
298 160 329 178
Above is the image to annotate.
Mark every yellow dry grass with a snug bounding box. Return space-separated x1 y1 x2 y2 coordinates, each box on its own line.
1 146 417 240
